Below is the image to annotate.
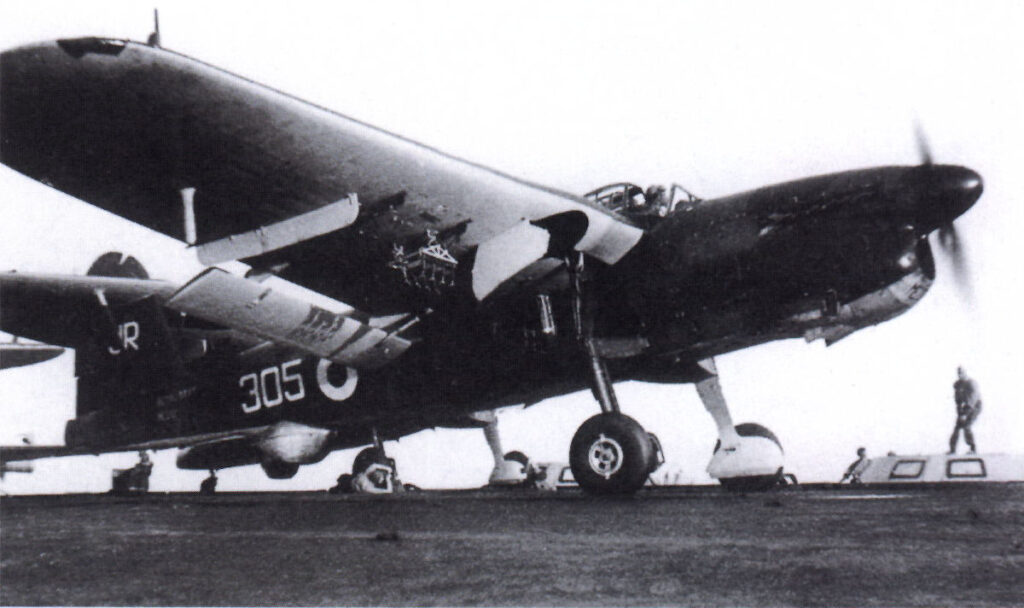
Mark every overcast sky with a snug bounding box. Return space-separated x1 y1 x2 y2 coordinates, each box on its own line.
2 1 1022 494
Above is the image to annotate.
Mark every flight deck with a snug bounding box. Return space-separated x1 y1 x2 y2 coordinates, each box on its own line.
2 483 1022 606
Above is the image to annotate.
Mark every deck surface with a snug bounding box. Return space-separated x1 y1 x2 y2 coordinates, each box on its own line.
2 484 1023 606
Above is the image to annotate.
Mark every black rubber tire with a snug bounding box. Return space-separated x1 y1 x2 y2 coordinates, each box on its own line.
260 459 299 479
569 413 654 495
712 422 782 454
646 432 665 475
503 451 530 467
718 472 783 492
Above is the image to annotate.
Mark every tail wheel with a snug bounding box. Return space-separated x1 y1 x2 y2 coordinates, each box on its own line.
569 413 654 495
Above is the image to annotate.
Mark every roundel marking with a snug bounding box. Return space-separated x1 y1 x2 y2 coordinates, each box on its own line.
316 360 359 401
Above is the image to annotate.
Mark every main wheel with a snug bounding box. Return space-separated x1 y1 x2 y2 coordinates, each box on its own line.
569 413 655 495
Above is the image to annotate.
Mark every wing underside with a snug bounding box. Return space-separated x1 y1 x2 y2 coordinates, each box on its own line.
0 38 642 312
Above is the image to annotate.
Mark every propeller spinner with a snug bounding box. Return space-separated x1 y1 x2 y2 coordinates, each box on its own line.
913 127 982 300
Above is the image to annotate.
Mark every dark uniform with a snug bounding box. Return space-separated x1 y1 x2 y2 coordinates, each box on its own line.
200 472 218 495
949 368 982 454
840 447 870 484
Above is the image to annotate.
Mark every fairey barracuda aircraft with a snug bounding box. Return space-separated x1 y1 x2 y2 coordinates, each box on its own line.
0 33 981 494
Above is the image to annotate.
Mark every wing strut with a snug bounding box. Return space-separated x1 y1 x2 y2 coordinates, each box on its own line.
181 187 197 244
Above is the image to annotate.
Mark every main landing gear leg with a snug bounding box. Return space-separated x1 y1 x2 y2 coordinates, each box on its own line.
696 358 785 491
566 255 661 495
695 358 741 451
473 410 531 486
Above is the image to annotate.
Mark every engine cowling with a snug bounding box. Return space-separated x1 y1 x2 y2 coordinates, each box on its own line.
791 240 934 346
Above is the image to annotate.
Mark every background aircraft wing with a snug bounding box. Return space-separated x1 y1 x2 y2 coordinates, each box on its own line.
0 342 65 370
0 428 271 464
0 445 86 463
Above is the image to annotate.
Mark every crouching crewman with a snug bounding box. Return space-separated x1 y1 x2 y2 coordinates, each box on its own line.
353 461 395 494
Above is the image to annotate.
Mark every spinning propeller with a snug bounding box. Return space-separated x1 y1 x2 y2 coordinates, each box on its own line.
914 124 977 300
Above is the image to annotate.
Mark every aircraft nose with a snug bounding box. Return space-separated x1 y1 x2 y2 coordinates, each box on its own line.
916 165 983 229
961 170 983 196
945 166 983 209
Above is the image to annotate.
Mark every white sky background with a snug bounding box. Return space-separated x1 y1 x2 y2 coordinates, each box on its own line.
1 1 1022 494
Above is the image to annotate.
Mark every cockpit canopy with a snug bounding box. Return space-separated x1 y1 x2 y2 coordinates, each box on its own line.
584 183 701 226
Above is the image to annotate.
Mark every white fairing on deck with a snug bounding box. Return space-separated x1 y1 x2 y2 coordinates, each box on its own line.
707 435 784 479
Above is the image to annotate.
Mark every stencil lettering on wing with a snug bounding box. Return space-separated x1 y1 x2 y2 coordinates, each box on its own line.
288 306 348 345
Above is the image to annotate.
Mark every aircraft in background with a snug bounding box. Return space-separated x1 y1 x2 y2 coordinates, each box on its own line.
0 33 981 494
0 340 64 371
0 342 62 480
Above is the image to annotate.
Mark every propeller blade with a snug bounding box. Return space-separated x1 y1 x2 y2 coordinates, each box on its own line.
914 123 934 166
911 124 975 302
916 236 936 281
936 223 973 301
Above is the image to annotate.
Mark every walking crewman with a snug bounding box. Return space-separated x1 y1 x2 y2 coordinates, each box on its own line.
949 366 982 454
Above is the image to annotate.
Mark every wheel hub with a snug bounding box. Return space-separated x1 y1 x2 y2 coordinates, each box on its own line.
587 433 624 479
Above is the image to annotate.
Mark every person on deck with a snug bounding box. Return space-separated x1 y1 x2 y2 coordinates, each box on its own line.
353 462 394 494
839 447 870 484
949 366 982 454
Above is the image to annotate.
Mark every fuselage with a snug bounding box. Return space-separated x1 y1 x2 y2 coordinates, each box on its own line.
62 162 981 464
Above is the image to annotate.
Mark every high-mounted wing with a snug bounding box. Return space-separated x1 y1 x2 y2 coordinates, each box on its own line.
0 38 643 311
